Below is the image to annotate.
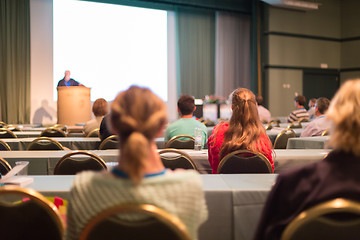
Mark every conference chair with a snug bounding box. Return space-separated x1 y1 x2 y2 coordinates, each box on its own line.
165 135 195 149
99 135 119 150
5 124 21 131
217 149 273 174
0 128 17 138
0 139 11 151
0 186 64 240
273 129 296 149
287 121 302 129
40 127 67 137
54 151 107 175
298 118 309 123
0 157 12 175
321 129 330 136
203 120 216 127
52 124 68 132
79 203 191 240
87 128 100 138
266 120 281 130
27 137 65 151
0 121 6 127
159 149 198 171
281 198 360 240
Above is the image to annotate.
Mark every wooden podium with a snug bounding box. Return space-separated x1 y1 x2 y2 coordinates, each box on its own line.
57 87 91 125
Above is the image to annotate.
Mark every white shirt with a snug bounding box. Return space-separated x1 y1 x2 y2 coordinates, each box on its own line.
258 105 271 123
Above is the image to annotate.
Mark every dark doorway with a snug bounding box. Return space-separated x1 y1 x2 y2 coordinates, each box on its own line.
303 69 339 107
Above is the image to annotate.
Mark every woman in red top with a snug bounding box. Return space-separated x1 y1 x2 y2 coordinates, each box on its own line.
207 88 274 174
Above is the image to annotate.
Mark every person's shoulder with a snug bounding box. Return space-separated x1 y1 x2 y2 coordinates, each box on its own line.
148 169 202 184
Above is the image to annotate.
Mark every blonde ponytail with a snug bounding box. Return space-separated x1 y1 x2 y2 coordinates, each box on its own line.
121 132 150 184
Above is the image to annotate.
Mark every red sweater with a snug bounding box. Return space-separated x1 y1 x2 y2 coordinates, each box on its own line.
207 122 274 174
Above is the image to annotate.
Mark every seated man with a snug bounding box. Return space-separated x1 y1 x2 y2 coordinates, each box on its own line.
307 98 317 120
300 97 331 137
256 95 271 123
165 95 207 147
287 95 309 123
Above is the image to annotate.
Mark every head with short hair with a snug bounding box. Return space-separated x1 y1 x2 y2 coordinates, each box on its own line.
110 86 167 183
315 97 330 115
64 70 70 81
177 95 195 116
92 98 108 117
256 95 264 106
309 98 317 108
295 95 306 106
327 79 360 156
219 88 271 159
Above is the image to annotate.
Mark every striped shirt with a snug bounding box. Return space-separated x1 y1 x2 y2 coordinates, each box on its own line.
287 108 309 123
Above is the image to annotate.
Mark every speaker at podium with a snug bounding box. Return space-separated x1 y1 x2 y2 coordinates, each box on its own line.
57 86 91 125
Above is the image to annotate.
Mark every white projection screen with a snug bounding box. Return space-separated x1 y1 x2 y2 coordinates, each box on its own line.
53 0 168 101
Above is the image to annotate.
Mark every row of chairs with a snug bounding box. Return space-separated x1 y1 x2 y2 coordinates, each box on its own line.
0 186 190 240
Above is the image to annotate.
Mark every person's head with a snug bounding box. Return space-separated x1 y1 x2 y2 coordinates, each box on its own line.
308 98 317 108
92 98 108 117
256 95 264 106
220 88 271 159
177 95 195 116
315 97 330 116
64 70 70 81
294 95 306 108
110 86 167 183
327 79 360 156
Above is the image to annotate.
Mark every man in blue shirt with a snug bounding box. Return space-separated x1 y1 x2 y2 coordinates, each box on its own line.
165 95 207 147
57 70 83 87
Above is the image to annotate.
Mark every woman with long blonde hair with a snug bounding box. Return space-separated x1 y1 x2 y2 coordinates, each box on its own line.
254 79 360 239
66 86 208 240
208 88 273 173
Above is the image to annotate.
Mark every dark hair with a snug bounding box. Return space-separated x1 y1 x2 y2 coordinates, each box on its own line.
256 95 264 106
177 95 195 115
295 95 306 106
92 98 108 117
316 97 330 114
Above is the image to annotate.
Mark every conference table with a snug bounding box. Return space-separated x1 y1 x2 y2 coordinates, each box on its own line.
287 136 331 149
25 174 278 240
1 149 331 175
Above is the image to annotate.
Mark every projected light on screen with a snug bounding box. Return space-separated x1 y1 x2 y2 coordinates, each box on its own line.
53 0 168 101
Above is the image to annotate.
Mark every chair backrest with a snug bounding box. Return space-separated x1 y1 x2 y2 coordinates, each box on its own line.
0 157 12 175
299 118 309 123
79 203 191 240
87 128 100 138
217 149 273 174
165 135 195 149
52 124 68 132
287 121 302 129
54 150 107 175
0 186 64 240
159 149 198 171
321 129 330 136
0 128 17 138
0 139 11 151
281 198 360 240
40 127 67 137
0 121 6 127
27 137 65 151
273 129 296 149
5 124 21 131
99 135 119 150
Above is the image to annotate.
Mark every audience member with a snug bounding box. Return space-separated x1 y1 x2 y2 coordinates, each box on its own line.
83 98 108 136
287 95 309 123
300 97 331 137
208 88 273 174
256 95 271 123
57 70 83 87
99 114 113 141
254 79 360 240
66 86 208 240
164 95 207 147
308 98 317 120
